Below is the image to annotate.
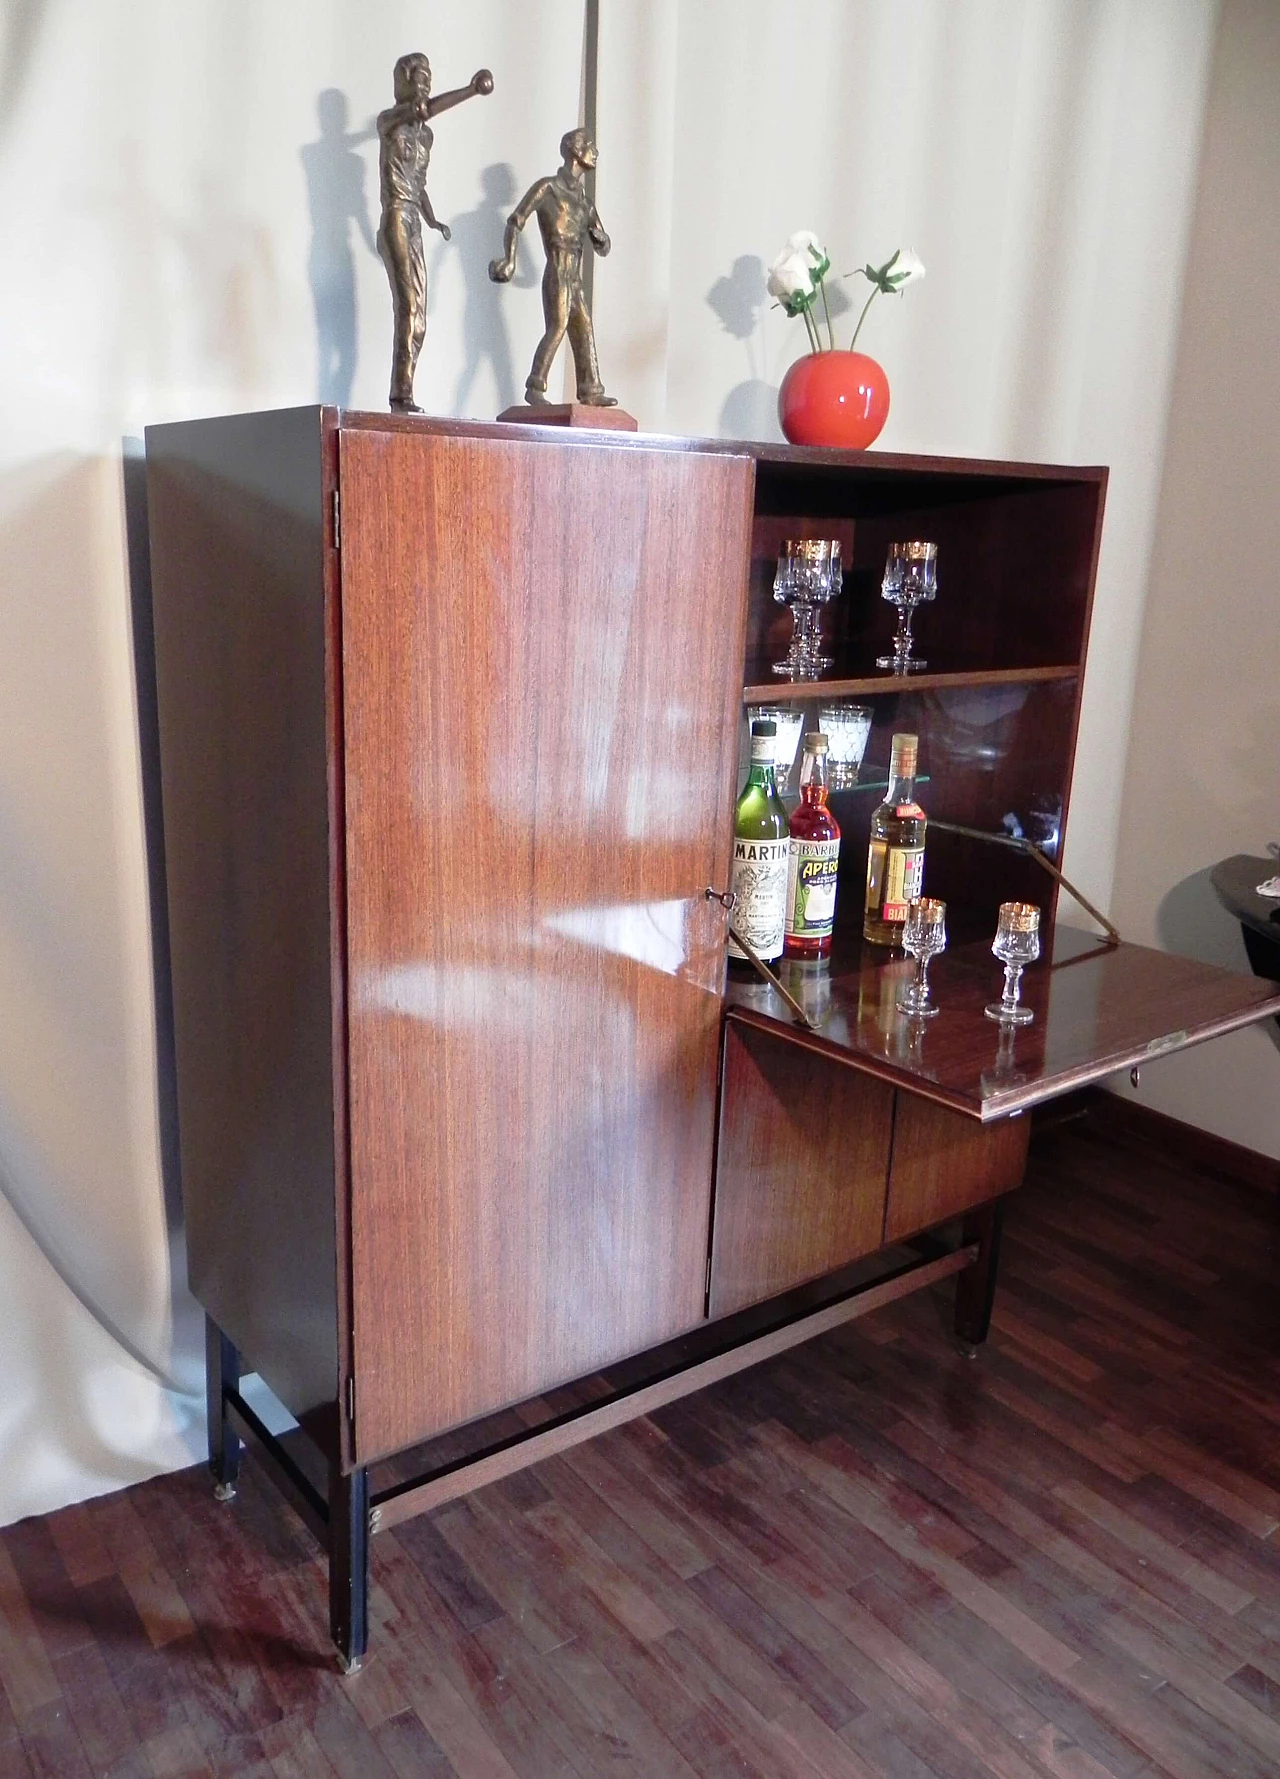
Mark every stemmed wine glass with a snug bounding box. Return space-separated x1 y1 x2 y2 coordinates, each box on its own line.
877 541 938 673
985 902 1041 1024
897 897 947 1018
772 539 843 679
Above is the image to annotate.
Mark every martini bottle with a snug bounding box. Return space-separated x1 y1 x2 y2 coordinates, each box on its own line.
727 719 790 965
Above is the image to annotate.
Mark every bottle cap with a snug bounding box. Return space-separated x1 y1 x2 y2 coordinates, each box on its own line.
804 734 829 752
890 732 918 771
750 718 777 737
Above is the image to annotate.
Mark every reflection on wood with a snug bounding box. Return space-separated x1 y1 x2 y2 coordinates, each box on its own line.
339 427 754 1461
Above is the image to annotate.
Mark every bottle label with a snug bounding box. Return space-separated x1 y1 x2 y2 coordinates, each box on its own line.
749 735 775 765
785 837 841 940
728 837 788 959
881 845 925 921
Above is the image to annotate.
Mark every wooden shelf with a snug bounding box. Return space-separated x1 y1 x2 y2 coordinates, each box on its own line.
743 663 1080 705
723 926 1280 1121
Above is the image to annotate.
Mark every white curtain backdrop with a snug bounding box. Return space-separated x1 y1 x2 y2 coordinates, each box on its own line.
0 0 1219 1522
0 0 583 1525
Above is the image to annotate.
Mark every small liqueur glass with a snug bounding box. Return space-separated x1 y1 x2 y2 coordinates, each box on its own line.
772 538 843 679
876 541 938 674
897 897 947 1018
819 703 873 790
746 703 805 792
985 901 1041 1024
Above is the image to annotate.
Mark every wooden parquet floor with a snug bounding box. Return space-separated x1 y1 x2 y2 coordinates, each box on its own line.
3 1115 1280 1778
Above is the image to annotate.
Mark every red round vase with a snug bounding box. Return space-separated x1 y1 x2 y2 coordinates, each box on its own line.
778 350 890 450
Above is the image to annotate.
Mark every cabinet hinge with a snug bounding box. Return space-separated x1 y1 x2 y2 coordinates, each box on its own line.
331 487 341 552
345 1374 355 1422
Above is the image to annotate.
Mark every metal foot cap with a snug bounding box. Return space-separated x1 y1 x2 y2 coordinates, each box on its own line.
213 1480 237 1502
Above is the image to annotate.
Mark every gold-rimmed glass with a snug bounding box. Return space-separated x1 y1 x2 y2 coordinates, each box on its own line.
985 901 1040 1024
772 538 843 679
877 540 938 673
897 897 947 1017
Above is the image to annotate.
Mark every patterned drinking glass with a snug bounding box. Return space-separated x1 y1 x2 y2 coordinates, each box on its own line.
877 541 938 673
819 703 873 790
985 901 1041 1024
897 898 947 1018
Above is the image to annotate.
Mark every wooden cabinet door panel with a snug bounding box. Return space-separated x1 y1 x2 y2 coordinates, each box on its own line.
711 1024 895 1318
339 428 753 1461
884 1095 1029 1243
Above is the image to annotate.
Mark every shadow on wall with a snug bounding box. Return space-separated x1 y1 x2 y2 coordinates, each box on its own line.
300 89 378 407
706 253 782 443
435 162 535 417
0 0 45 147
0 454 202 1412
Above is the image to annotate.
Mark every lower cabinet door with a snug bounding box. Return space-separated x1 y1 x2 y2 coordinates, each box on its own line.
884 1095 1029 1243
710 1023 895 1318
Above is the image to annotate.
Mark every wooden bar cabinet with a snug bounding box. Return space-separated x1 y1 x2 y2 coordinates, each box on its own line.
145 408 1280 1668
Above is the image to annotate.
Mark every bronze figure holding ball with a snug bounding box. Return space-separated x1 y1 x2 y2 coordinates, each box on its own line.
378 54 493 412
489 128 617 409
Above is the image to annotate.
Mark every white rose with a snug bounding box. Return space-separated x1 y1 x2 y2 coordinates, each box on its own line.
887 249 925 288
786 230 830 275
766 247 816 310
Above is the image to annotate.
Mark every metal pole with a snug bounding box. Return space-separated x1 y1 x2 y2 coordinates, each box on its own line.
582 0 600 314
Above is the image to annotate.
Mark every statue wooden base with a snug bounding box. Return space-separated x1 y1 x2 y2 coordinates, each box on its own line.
497 402 638 432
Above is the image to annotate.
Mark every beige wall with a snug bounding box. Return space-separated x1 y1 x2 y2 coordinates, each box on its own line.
1109 0 1280 1157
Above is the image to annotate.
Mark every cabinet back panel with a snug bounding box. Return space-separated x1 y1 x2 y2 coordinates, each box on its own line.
744 479 1102 685
339 429 753 1461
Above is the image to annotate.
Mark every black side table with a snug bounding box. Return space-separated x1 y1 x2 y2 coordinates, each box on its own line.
1211 855 1280 1019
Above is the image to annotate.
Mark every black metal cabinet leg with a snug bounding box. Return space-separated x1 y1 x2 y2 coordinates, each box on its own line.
329 1465 369 1674
205 1316 242 1499
955 1199 1006 1354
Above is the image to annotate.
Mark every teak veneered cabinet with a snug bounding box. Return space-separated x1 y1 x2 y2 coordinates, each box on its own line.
338 426 753 1459
148 408 755 1467
146 407 1280 1667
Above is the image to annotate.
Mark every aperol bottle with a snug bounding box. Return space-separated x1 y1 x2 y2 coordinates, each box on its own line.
783 734 841 960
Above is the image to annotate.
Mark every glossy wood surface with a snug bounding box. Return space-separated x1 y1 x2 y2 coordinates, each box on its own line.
710 1024 894 1318
338 407 1109 484
9 1117 1280 1779
726 924 1280 1122
145 408 341 1443
884 1095 1030 1243
339 426 754 1463
745 662 1079 702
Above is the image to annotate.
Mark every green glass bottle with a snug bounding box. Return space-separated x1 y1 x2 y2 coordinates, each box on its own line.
728 719 790 964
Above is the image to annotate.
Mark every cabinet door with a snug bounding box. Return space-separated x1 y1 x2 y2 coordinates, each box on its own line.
884 1095 1029 1243
710 1024 895 1318
339 427 753 1461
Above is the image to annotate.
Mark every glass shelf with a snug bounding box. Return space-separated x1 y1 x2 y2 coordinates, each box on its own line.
777 774 933 801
